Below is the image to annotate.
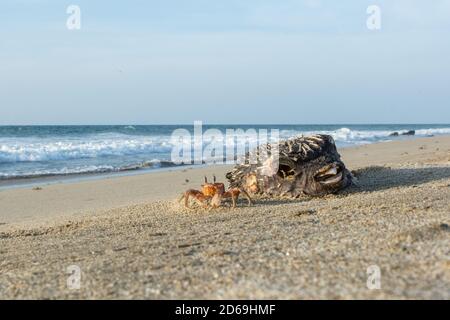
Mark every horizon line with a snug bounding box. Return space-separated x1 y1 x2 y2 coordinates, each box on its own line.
1 123 450 127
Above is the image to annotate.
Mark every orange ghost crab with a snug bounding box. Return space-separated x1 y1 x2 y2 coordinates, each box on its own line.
179 176 252 209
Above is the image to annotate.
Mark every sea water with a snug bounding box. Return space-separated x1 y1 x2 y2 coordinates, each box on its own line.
0 124 449 180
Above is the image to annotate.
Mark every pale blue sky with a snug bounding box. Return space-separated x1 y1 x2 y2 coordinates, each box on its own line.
1 0 449 124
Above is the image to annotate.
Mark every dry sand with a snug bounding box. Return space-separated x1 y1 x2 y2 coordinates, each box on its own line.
0 136 449 299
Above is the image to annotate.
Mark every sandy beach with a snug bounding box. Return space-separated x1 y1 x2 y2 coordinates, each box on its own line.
0 136 449 299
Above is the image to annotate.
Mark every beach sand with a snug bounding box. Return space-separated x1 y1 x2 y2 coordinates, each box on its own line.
0 136 449 299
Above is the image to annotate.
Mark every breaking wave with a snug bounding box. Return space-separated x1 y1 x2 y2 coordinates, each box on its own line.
281 127 450 146
0 125 449 180
0 159 178 180
0 135 172 163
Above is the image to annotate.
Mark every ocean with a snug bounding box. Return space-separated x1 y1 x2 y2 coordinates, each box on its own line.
1 124 449 181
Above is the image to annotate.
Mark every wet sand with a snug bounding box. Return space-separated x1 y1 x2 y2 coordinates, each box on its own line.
0 136 449 299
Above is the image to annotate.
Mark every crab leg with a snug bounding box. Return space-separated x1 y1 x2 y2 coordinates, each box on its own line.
180 190 208 208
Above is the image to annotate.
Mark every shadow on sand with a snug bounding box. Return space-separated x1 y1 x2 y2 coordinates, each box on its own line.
243 165 450 206
347 165 450 193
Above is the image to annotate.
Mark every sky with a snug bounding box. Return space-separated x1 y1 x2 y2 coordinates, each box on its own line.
0 0 449 125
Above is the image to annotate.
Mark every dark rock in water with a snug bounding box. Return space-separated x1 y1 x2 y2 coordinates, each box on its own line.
390 130 415 137
226 134 353 197
402 130 415 136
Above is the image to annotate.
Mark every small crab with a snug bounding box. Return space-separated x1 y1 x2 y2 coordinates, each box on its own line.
179 176 252 209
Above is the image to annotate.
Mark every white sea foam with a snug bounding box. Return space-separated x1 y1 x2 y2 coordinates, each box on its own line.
1 127 449 164
282 127 450 146
0 165 116 179
0 135 172 163
415 128 450 136
0 159 175 179
0 127 449 179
